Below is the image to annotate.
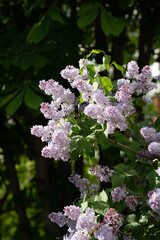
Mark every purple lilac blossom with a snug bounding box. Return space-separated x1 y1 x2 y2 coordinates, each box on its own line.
68 174 98 198
49 212 68 227
111 185 128 202
64 205 82 221
148 142 160 157
140 127 157 143
148 188 160 214
89 165 115 182
156 167 160 176
103 208 123 233
94 223 118 240
31 121 71 161
125 195 140 211
63 230 90 240
76 207 97 234
126 61 139 79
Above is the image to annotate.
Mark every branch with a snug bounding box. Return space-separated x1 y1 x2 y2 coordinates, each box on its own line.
107 137 150 159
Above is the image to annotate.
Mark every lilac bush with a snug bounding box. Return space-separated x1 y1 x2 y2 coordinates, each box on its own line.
31 49 160 239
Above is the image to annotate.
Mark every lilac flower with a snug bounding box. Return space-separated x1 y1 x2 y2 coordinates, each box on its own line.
94 223 118 240
49 212 68 227
76 208 97 234
148 188 160 215
89 165 115 182
31 121 71 161
60 65 79 83
156 167 160 176
125 195 140 211
126 61 139 79
68 174 98 198
103 208 123 233
117 79 130 89
63 230 90 240
111 185 128 202
64 205 82 221
148 142 160 157
140 127 157 143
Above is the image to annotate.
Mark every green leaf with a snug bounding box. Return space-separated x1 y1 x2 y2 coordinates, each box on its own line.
90 201 109 215
101 7 128 36
48 9 64 24
97 75 113 94
102 54 111 71
94 190 108 202
124 222 142 232
6 88 24 115
148 170 160 189
111 61 125 75
77 4 99 28
124 169 137 177
154 116 160 131
111 173 126 188
81 201 88 212
24 86 43 109
126 214 137 223
27 17 49 44
114 163 128 173
0 88 21 108
30 54 48 68
87 64 96 81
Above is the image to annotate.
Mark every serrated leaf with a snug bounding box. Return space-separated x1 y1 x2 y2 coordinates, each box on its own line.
27 17 49 44
24 86 43 109
77 4 99 28
6 88 24 115
101 7 128 36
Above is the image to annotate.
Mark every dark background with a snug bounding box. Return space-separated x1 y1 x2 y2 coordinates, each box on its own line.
0 0 160 239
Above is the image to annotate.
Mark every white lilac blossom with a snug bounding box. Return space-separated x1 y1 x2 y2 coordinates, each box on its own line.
103 208 123 233
148 142 160 157
111 185 129 202
63 205 82 221
76 207 97 234
147 188 160 215
89 165 115 182
68 174 98 198
94 223 118 240
140 127 157 143
125 195 140 211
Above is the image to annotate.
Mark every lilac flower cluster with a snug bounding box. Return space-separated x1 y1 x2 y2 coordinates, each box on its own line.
103 208 123 234
126 61 156 102
49 205 124 240
147 188 160 215
31 120 71 161
111 185 129 202
140 127 160 157
68 174 98 198
89 165 115 182
125 195 140 211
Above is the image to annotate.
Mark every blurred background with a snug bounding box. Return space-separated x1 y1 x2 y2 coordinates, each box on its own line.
0 0 160 239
